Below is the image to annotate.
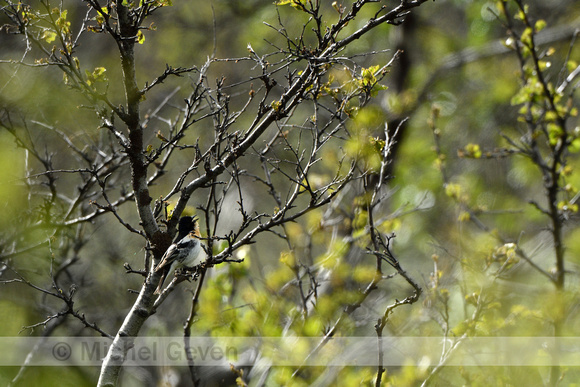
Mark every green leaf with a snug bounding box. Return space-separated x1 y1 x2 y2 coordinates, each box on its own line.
463 143 482 159
545 110 558 122
445 183 462 200
538 60 551 71
547 123 564 145
136 30 145 44
534 19 546 32
93 67 106 77
275 0 306 9
458 211 471 222
569 138 580 153
520 27 533 47
41 30 57 43
510 88 530 106
85 67 108 86
271 100 282 112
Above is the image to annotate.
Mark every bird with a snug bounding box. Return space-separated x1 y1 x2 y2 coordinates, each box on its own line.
154 215 202 294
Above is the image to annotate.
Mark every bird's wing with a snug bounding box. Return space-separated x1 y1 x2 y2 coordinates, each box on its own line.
176 238 197 249
155 244 180 271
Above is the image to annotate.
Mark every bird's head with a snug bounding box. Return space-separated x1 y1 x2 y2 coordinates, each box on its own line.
178 215 197 232
175 215 199 240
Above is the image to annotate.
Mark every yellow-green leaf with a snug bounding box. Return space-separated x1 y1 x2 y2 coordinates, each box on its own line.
42 30 57 43
534 19 546 33
136 30 145 44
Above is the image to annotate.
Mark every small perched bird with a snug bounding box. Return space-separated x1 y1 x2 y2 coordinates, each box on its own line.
154 216 202 294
